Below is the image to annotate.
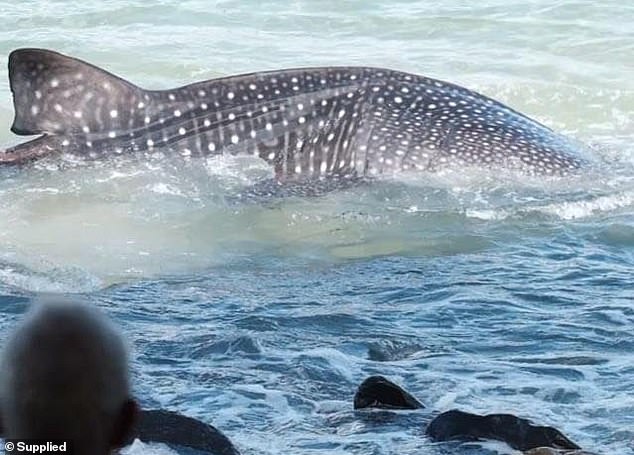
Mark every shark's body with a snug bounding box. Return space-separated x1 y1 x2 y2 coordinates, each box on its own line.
1 49 585 178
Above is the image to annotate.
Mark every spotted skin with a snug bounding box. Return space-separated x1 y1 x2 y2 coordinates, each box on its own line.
2 48 585 178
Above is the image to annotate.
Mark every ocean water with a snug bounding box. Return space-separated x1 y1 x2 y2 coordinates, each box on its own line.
0 1 632 454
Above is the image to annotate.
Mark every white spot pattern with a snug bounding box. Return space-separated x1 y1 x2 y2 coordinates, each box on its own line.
28 61 580 178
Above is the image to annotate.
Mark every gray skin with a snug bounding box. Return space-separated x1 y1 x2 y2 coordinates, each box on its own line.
1 48 585 180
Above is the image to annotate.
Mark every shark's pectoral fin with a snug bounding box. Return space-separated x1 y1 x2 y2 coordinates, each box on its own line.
9 48 146 136
235 175 367 201
0 135 62 165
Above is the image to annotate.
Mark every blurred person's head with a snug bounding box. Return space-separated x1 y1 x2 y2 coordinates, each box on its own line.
0 299 137 454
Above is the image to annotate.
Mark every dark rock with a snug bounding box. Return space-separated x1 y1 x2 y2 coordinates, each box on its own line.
128 409 240 455
426 409 581 452
353 376 424 410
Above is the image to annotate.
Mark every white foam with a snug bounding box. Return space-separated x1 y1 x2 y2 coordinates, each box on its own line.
149 183 186 196
465 208 509 220
538 190 634 220
120 439 178 455
465 190 634 221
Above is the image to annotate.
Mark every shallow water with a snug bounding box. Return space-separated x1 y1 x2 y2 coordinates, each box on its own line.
0 1 632 454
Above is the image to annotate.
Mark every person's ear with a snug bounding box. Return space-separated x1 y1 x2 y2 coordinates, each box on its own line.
110 398 139 448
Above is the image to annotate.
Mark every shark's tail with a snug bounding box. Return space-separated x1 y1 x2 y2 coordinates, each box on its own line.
8 48 148 137
4 48 158 165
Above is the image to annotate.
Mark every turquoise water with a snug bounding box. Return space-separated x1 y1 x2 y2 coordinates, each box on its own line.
0 1 632 454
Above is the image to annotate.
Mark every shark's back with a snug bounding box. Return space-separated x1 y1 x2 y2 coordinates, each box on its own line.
3 49 585 176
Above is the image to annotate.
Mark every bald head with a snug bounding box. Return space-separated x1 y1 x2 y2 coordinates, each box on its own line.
0 299 137 454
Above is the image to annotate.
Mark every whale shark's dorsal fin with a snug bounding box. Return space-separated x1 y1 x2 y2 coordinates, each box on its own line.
9 48 146 136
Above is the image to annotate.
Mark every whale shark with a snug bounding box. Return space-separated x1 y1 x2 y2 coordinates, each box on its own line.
1 48 586 179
